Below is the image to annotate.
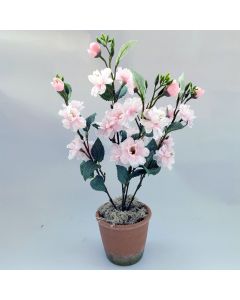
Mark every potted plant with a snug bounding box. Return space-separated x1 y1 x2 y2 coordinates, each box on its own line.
51 33 205 266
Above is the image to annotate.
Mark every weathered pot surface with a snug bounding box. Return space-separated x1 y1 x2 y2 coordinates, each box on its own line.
96 204 152 266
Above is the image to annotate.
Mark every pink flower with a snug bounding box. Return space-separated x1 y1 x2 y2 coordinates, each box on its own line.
87 42 101 58
58 100 86 132
67 136 92 160
179 104 196 127
110 144 122 164
88 68 113 97
51 77 64 92
112 137 149 168
116 67 135 95
154 145 175 170
193 87 205 99
166 104 174 120
154 136 175 170
141 107 170 139
163 136 174 149
99 103 127 138
166 80 180 97
123 97 142 121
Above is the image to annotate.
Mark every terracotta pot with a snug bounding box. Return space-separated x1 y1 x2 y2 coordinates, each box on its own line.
96 204 152 266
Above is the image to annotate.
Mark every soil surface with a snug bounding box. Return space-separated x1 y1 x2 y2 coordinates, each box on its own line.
97 196 148 225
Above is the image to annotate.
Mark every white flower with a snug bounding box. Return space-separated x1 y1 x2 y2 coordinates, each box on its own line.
67 136 93 161
141 106 170 139
88 68 113 97
179 104 196 127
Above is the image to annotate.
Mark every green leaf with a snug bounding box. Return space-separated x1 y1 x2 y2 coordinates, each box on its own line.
144 160 161 175
131 70 146 99
120 130 127 142
90 175 106 192
131 133 140 140
178 73 185 93
116 85 127 99
64 82 72 100
92 123 100 129
99 84 114 101
146 139 158 152
130 168 146 179
155 74 160 86
116 40 137 65
84 113 96 132
110 38 115 56
80 160 99 181
165 122 184 134
116 165 129 184
91 138 104 162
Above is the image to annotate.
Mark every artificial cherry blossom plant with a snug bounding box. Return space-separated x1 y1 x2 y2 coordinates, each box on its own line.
51 34 204 212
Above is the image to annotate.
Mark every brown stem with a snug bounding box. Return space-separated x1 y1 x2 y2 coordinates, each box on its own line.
127 174 146 210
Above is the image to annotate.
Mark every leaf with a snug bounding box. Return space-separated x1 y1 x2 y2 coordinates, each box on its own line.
116 85 128 99
146 139 158 152
80 160 99 181
131 70 146 99
178 73 185 93
99 84 114 101
83 113 96 132
144 160 161 175
165 122 184 134
116 40 137 65
130 168 146 179
90 175 106 192
91 138 105 162
92 123 100 129
64 82 72 100
120 130 127 142
131 133 140 140
116 165 129 184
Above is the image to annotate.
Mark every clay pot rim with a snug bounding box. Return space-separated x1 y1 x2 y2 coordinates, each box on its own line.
96 203 152 231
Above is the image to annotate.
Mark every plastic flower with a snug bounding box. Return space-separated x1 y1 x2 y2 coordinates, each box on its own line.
67 136 92 160
141 107 170 139
51 77 64 92
166 104 174 120
165 80 180 97
123 97 142 121
110 144 122 164
88 68 113 97
117 137 150 168
179 104 195 127
193 87 205 99
154 136 175 170
87 42 101 58
99 103 127 138
116 67 135 95
58 100 86 132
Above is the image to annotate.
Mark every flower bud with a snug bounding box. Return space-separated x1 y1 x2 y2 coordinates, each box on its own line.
87 42 101 58
165 80 180 97
193 87 205 99
51 77 64 92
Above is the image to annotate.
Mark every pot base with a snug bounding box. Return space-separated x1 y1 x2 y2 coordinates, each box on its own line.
106 251 144 266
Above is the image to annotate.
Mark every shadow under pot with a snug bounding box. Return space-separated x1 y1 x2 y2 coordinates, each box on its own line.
96 204 152 266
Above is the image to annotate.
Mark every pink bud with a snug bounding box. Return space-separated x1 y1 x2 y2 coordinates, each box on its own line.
193 87 205 99
166 80 180 97
51 77 64 92
87 42 101 58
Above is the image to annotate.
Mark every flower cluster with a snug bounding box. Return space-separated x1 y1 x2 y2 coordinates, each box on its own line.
51 33 204 210
99 97 142 138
